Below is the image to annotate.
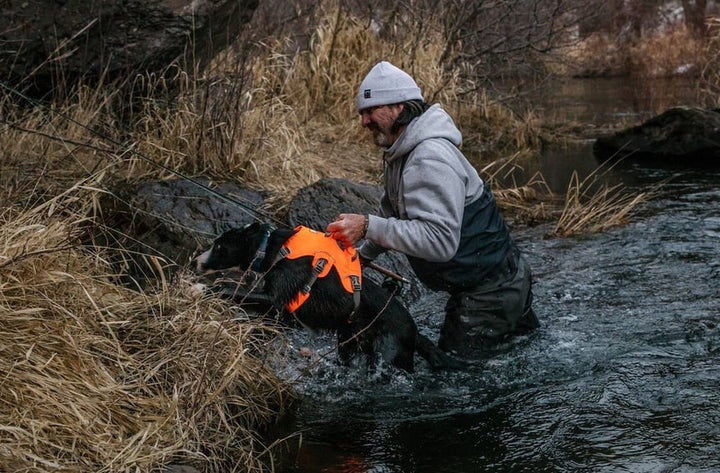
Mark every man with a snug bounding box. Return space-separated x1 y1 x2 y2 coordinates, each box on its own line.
326 61 539 356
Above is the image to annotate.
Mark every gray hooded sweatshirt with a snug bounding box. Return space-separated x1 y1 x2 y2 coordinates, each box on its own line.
360 104 513 292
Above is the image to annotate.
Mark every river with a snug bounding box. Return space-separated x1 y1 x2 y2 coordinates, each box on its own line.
267 77 720 473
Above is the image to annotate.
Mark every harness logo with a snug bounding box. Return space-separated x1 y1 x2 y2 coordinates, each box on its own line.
364 89 372 98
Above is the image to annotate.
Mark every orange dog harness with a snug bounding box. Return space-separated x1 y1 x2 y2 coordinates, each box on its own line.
279 226 362 316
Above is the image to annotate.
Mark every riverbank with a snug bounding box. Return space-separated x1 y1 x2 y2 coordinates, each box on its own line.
0 181 298 471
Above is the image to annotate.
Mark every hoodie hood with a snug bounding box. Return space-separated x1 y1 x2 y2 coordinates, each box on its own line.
384 104 462 163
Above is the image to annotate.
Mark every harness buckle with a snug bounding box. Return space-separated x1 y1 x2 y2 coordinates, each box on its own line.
313 258 327 274
350 275 361 291
299 258 328 296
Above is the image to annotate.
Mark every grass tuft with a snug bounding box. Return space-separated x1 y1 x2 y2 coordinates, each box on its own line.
550 161 657 238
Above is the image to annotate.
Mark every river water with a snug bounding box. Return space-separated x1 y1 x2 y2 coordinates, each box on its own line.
268 77 720 473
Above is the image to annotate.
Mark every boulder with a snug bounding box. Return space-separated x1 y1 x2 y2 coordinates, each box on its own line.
286 177 382 230
96 178 264 288
593 107 720 165
0 0 258 91
128 178 265 249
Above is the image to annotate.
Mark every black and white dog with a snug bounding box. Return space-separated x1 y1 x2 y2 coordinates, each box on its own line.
196 222 464 373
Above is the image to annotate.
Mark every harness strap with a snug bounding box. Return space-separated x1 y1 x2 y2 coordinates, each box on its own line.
270 246 290 269
250 228 272 272
286 257 328 314
347 275 362 323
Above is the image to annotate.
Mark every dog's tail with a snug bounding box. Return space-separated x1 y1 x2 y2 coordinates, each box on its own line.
415 334 469 370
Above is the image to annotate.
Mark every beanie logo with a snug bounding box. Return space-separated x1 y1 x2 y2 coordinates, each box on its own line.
364 89 372 99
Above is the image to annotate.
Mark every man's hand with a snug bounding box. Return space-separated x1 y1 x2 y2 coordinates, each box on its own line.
326 213 367 247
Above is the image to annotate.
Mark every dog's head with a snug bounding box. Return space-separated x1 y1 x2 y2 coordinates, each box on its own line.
196 222 273 272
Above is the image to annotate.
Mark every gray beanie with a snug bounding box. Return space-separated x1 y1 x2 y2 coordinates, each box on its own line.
356 61 423 112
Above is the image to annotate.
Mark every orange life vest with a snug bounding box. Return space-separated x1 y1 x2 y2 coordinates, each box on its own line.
280 226 362 315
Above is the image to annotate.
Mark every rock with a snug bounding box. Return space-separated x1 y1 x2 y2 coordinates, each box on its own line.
593 107 720 165
129 178 264 250
96 178 264 288
0 0 258 92
286 177 382 230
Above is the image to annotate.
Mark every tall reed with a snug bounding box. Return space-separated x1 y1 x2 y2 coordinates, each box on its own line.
551 162 657 237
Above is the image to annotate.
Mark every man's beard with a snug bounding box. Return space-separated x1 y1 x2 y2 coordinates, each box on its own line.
371 126 393 147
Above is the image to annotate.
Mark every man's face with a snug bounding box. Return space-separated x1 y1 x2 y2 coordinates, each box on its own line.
359 104 403 147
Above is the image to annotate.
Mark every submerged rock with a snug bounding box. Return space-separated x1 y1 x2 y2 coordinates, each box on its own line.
593 107 720 166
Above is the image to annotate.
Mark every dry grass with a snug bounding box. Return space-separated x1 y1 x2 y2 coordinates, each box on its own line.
478 153 557 227
701 18 720 103
119 0 542 214
0 177 296 472
550 162 657 238
626 25 704 78
556 23 705 79
457 90 542 162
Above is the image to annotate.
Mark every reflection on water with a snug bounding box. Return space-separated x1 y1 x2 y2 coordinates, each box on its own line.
506 141 601 194
268 78 720 473
500 76 709 127
494 75 710 194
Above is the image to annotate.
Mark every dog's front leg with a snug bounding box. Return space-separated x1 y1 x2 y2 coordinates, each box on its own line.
337 326 362 366
212 282 276 311
231 290 274 305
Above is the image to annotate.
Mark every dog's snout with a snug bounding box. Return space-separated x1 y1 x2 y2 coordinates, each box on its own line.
195 248 212 272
